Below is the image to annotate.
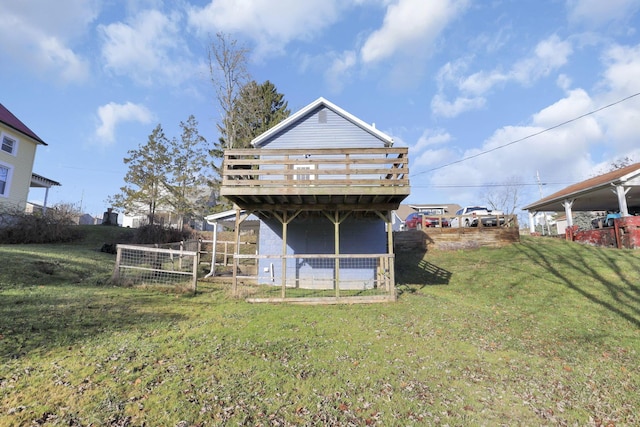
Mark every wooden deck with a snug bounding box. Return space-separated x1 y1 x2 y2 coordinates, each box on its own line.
220 147 409 212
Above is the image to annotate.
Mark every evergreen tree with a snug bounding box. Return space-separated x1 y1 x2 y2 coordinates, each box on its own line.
213 80 290 158
166 115 209 228
211 80 290 203
232 80 290 148
108 125 170 225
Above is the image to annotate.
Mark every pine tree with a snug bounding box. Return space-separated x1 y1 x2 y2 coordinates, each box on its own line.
108 125 170 225
166 115 209 228
233 80 290 148
210 80 290 211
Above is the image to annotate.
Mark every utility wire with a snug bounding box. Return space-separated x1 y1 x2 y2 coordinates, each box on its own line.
411 182 574 188
412 91 640 177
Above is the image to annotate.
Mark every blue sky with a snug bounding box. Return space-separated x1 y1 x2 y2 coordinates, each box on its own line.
1 0 640 219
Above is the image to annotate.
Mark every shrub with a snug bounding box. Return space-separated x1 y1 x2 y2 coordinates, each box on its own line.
0 206 84 244
132 224 195 244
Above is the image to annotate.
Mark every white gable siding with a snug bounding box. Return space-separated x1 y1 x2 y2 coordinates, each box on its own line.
257 106 385 149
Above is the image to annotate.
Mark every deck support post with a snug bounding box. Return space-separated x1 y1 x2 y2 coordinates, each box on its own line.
282 216 288 297
231 207 253 297
322 211 351 297
386 212 395 297
232 207 241 296
334 211 340 297
273 210 302 297
375 210 395 296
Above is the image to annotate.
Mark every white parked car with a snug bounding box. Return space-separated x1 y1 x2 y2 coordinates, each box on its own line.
450 206 504 227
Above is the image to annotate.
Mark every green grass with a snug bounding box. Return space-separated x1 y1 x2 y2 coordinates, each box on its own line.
1 228 639 426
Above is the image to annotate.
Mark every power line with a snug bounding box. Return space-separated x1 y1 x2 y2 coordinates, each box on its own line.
411 181 575 188
412 91 640 176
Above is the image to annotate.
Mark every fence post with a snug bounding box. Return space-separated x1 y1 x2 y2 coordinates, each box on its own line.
388 254 396 299
111 245 122 282
191 251 198 292
179 240 184 270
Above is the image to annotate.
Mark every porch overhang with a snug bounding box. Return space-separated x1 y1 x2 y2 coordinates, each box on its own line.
523 163 640 214
30 173 61 189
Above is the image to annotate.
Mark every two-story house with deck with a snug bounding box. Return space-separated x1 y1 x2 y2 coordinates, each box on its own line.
217 97 409 303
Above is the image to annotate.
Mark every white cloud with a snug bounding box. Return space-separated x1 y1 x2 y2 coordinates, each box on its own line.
324 51 358 94
459 70 508 96
411 128 454 167
0 0 96 83
99 9 199 85
532 88 595 128
511 35 573 85
187 0 342 58
567 0 640 28
413 147 455 168
431 94 486 118
360 0 469 64
426 39 640 208
414 128 452 151
595 43 640 152
432 35 573 117
96 102 154 144
600 44 640 96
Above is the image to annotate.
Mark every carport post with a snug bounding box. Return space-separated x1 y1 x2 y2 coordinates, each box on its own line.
528 212 536 234
563 199 574 228
614 185 630 216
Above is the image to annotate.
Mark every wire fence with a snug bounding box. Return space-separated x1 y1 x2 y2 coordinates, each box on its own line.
112 240 199 291
198 239 257 276
110 240 395 303
232 253 395 303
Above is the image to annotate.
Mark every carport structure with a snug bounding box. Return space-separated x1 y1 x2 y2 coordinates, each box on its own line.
524 163 640 246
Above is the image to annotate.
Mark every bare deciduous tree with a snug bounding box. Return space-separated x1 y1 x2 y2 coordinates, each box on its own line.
481 176 523 216
209 32 250 150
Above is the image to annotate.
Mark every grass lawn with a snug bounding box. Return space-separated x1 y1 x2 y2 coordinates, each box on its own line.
1 226 638 426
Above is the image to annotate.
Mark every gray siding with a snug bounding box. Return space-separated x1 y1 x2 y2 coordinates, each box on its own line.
258 216 386 288
256 106 385 149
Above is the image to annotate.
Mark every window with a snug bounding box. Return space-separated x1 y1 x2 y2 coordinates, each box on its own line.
1 134 18 155
0 163 11 197
293 164 316 183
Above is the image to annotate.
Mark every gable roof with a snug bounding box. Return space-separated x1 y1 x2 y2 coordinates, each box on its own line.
523 162 640 212
251 97 393 148
0 103 47 145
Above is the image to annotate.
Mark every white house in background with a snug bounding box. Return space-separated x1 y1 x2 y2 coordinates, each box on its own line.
0 103 59 212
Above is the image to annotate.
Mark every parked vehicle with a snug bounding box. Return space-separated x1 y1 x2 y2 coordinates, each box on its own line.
591 212 621 228
450 206 504 228
404 212 450 230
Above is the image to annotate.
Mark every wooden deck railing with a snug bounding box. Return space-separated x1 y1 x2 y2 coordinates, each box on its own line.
220 147 409 191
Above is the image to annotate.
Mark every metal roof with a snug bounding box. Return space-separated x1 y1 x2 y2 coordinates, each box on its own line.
523 163 640 212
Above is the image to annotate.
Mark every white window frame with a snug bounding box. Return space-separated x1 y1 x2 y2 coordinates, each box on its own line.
0 161 13 198
1 133 19 156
